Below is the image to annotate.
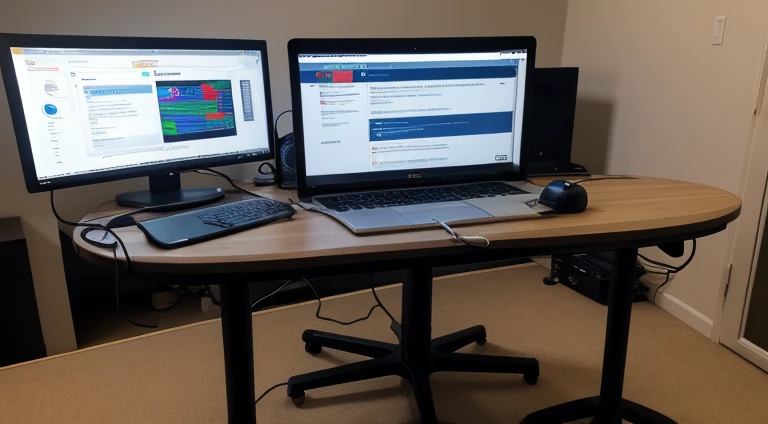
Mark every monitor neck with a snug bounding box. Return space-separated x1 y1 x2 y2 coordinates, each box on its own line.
114 172 224 212
149 173 182 194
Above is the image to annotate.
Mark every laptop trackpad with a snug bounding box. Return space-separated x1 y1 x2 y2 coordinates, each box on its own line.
392 201 492 225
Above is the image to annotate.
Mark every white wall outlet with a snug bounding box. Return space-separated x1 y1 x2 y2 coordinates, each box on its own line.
712 15 727 45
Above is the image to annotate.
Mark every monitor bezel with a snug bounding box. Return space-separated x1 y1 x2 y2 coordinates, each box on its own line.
0 33 275 193
287 36 536 199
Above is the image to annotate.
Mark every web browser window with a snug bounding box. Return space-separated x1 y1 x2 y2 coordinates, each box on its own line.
9 47 270 182
298 51 527 185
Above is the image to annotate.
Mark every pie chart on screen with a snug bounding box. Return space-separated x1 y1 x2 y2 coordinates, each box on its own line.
42 104 61 119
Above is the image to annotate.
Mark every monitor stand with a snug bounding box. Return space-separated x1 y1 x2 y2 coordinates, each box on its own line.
115 173 225 212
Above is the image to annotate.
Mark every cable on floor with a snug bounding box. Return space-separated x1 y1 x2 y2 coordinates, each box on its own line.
255 382 288 405
302 278 382 326
247 274 396 326
370 274 397 324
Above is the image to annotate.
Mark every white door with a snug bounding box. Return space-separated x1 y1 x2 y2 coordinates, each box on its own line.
720 39 768 370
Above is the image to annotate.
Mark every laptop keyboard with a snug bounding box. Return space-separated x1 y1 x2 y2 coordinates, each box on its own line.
317 181 529 212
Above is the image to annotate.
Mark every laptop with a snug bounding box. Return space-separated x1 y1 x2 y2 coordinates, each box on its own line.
287 37 551 234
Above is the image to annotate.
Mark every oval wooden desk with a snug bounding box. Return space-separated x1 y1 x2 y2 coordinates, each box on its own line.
74 177 741 424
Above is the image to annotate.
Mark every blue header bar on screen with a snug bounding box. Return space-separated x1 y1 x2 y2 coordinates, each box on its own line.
299 59 519 71
83 85 153 96
299 66 516 83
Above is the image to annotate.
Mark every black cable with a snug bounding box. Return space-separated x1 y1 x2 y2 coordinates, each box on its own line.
258 162 276 175
196 168 261 199
639 239 697 273
81 199 129 223
203 285 221 307
302 278 382 326
51 190 134 272
371 278 396 324
572 176 638 185
247 274 394 325
273 109 292 142
53 190 162 328
255 382 288 405
635 239 697 303
653 272 672 304
112 250 158 328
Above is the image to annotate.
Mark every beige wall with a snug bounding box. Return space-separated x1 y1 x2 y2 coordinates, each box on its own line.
0 0 569 354
563 0 768 336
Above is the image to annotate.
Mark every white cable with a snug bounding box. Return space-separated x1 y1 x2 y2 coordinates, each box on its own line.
251 280 294 310
432 219 490 248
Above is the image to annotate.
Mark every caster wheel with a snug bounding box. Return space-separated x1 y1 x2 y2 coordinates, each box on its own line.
291 395 306 407
477 337 487 346
305 342 322 355
524 373 539 385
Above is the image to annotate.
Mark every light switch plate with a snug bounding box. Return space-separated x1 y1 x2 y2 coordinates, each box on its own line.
712 15 727 45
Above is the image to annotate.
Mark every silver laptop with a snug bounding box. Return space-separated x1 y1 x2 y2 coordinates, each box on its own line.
287 37 551 234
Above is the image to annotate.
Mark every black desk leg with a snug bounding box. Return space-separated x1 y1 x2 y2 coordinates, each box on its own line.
220 283 257 424
522 248 677 424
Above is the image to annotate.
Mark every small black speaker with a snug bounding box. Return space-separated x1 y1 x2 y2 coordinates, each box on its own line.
275 133 296 189
528 67 581 174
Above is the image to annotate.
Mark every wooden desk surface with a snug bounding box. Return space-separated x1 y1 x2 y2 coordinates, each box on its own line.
73 177 741 275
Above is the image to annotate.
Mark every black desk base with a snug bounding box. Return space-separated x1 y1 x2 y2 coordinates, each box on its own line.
286 266 539 424
217 248 678 423
522 248 677 424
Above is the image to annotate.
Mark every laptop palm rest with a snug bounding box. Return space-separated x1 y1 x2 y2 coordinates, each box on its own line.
392 202 492 225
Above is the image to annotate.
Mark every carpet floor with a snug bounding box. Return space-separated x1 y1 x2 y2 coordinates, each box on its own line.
2 264 767 424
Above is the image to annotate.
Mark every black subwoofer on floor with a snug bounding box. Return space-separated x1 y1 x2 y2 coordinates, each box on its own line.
549 252 649 305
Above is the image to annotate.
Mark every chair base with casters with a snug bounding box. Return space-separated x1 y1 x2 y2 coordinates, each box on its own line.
286 266 539 424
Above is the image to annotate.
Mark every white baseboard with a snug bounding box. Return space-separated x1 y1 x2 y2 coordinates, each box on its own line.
657 293 714 338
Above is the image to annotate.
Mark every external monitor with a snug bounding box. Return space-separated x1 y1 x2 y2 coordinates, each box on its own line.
0 34 274 210
287 37 536 198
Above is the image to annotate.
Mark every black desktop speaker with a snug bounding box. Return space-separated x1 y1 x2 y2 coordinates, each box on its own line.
275 132 297 189
528 67 584 175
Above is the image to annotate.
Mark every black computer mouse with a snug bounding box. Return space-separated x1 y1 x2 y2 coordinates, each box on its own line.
538 180 588 214
106 214 137 228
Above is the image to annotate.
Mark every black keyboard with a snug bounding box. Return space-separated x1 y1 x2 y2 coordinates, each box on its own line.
197 198 296 228
316 181 528 212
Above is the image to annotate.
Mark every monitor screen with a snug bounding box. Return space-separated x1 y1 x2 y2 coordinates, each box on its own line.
297 50 528 188
5 44 271 188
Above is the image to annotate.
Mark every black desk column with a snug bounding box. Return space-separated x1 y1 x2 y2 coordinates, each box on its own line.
219 283 257 423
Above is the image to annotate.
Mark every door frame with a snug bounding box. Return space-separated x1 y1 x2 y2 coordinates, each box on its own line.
719 34 768 371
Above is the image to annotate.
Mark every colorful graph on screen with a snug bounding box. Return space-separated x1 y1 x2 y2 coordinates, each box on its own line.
156 80 237 143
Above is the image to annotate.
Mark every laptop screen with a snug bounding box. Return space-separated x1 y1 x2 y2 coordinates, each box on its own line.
297 49 529 188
